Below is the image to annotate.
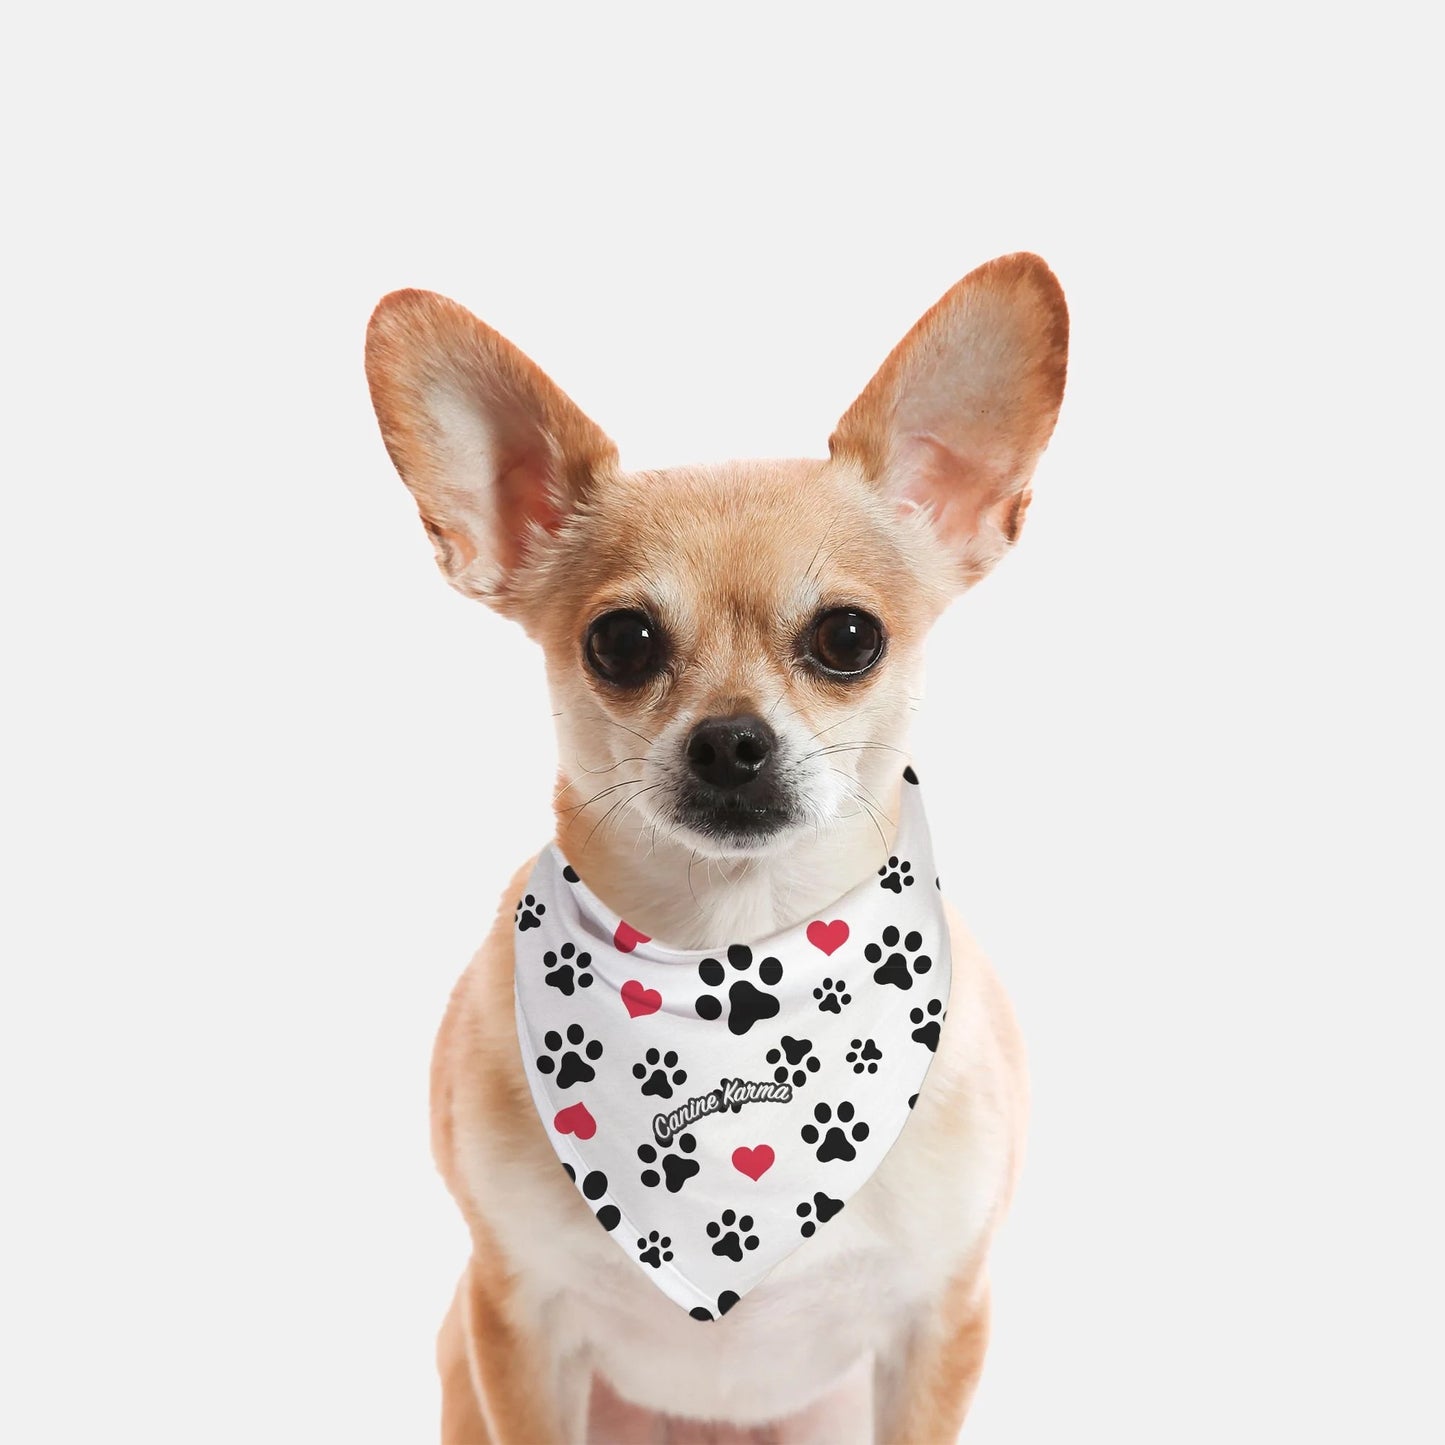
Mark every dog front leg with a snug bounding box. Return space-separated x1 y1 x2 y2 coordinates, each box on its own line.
874 1270 992 1444
442 1251 584 1445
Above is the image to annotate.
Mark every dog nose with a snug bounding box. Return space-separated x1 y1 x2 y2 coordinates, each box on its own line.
685 714 775 790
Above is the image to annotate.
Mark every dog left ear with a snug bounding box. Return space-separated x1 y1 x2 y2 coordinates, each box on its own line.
365 289 618 610
830 252 1069 588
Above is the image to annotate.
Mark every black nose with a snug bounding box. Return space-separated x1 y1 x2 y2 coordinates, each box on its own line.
685 714 775 790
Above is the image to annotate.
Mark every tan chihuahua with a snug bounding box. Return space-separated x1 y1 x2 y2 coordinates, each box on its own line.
365 253 1068 1444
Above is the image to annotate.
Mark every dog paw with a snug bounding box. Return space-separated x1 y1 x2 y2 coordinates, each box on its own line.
705 1209 760 1263
638 1132 700 1193
632 1047 687 1100
796 1191 845 1236
536 1022 603 1089
514 893 546 931
800 1100 870 1162
812 977 852 1014
765 1034 820 1087
910 998 944 1052
541 941 592 996
877 855 915 893
865 925 932 991
560 1164 620 1231
695 944 783 1035
846 1037 882 1074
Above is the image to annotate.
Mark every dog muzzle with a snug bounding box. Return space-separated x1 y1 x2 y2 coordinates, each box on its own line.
513 764 952 1319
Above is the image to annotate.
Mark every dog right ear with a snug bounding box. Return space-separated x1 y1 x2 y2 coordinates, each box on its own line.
364 290 617 609
830 253 1068 589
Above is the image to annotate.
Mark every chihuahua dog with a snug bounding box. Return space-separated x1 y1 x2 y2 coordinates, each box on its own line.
365 253 1068 1444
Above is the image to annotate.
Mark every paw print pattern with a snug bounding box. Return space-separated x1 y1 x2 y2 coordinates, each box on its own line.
910 998 945 1052
796 1191 845 1236
562 864 581 883
695 944 783 1035
846 1038 882 1074
878 855 915 893
638 1132 701 1193
688 1290 741 1322
560 1164 620 1231
765 1035 820 1087
632 1048 687 1100
865 925 933 991
706 1209 760 1262
536 1023 603 1089
813 977 852 1014
515 893 546 931
801 1101 871 1163
637 1230 674 1268
542 941 592 996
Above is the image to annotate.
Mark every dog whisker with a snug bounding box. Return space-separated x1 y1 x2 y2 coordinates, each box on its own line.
829 766 895 824
842 785 891 864
580 782 665 854
804 740 910 762
806 707 862 744
558 774 648 816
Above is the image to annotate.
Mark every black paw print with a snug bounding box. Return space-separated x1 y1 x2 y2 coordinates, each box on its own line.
796 1191 845 1236
878 855 915 893
688 1290 740 1322
562 864 581 883
813 977 852 1014
695 944 783 1036
637 1230 674 1268
638 1132 700 1193
846 1038 882 1074
765 1035 820 1087
515 893 546 931
865 926 933 991
632 1047 687 1099
560 1164 620 1231
801 1101 871 1163
706 1209 760 1263
903 765 920 784
542 941 593 996
536 1023 603 1089
910 998 945 1052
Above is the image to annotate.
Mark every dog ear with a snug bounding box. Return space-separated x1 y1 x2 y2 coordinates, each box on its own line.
830 252 1068 588
365 290 618 608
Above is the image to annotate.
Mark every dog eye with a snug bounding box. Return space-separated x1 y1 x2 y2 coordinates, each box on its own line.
585 610 663 686
807 608 885 677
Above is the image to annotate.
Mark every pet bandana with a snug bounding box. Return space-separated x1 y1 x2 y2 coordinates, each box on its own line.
513 764 951 1320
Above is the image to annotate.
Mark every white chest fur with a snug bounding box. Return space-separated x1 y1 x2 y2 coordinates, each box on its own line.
446 897 1017 1428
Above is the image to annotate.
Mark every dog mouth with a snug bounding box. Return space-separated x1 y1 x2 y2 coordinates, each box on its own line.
668 786 797 850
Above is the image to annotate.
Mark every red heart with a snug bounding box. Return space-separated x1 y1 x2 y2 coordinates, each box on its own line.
553 1102 597 1140
732 1145 775 1181
807 919 849 955
614 920 651 953
621 980 662 1018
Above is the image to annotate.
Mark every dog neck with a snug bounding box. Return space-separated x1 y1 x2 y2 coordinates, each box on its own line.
552 774 905 950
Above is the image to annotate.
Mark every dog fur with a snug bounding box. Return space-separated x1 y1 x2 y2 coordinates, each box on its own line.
365 253 1068 1442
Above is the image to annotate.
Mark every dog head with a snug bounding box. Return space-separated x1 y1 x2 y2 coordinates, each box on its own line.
365 255 1067 861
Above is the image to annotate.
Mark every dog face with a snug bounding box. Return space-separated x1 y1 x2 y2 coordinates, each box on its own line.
365 255 1067 859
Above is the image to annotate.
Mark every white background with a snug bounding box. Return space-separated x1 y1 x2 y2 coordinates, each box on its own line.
3 4 1441 1441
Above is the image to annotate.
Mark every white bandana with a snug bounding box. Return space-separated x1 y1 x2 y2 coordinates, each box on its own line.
513 764 951 1320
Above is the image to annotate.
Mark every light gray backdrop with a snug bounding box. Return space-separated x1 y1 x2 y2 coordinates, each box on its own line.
3 4 1440 1442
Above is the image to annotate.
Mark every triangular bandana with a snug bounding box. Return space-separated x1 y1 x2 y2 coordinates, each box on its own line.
512 764 951 1319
